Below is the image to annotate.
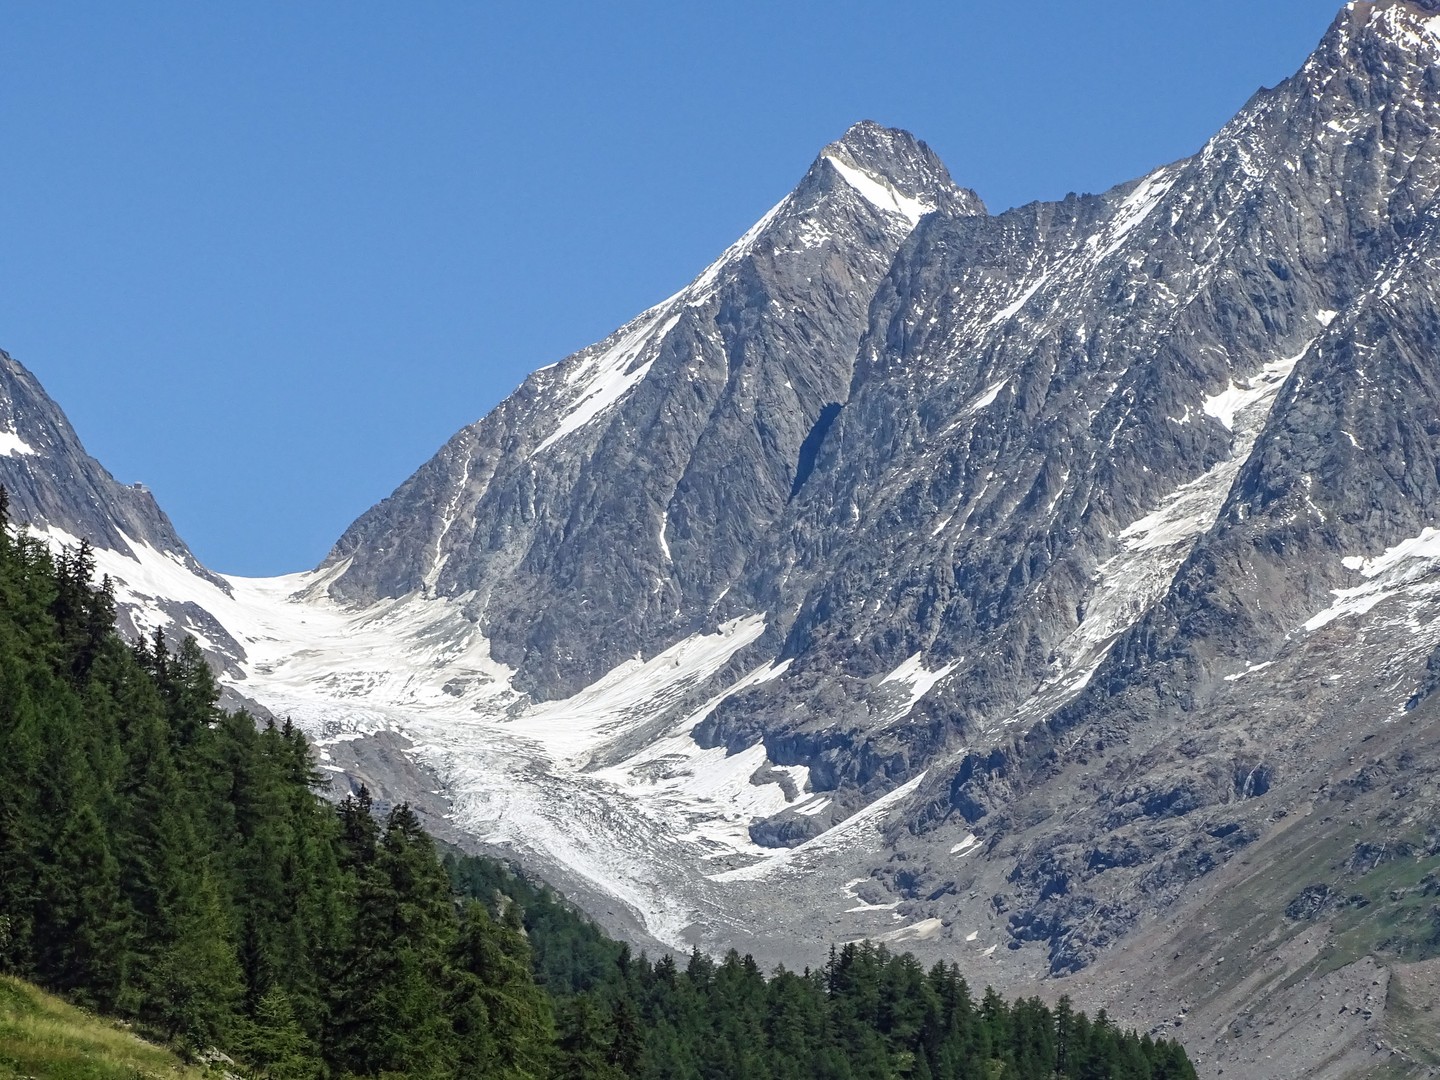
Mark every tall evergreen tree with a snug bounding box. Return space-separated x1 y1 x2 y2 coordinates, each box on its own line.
451 899 555 1078
329 803 457 1075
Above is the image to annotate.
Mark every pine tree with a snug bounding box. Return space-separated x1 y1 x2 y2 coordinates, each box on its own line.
238 986 324 1080
554 995 624 1079
328 803 457 1075
115 687 242 1042
150 864 245 1045
450 899 554 1078
764 967 826 1080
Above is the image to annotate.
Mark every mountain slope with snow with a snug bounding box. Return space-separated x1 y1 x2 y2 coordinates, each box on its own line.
0 350 247 662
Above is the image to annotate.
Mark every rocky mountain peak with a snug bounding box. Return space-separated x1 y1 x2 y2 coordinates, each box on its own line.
318 117 990 697
1350 0 1440 21
815 120 986 223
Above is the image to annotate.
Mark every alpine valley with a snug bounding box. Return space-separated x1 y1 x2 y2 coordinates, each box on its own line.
8 3 1440 1077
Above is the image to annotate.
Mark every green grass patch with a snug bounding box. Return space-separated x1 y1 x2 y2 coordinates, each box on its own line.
1314 855 1440 977
1183 824 1357 1001
0 976 207 1080
1385 980 1440 1069
1349 1064 1418 1080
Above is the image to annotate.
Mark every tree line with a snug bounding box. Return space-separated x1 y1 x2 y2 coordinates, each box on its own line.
0 491 1195 1078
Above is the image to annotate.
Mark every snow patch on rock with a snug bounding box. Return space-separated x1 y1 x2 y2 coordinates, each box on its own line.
879 652 960 723
0 430 36 457
1307 527 1440 632
535 308 682 455
708 772 929 884
1203 347 1306 431
823 154 935 227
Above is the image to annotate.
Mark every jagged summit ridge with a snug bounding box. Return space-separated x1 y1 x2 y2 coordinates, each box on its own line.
1319 0 1440 90
1348 0 1440 29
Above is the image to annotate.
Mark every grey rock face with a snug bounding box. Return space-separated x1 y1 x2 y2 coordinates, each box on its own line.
907 0 1440 974
0 350 218 581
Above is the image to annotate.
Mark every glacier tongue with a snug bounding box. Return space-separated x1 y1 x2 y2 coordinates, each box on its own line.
20 517 869 947
79 540 903 948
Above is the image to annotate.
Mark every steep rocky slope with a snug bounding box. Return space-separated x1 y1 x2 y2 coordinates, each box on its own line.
279 0 1440 963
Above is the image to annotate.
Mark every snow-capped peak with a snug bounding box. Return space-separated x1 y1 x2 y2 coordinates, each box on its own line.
817 121 985 223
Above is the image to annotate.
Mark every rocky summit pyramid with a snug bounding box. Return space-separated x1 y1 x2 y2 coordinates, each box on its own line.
321 121 985 697
10 3 1440 1076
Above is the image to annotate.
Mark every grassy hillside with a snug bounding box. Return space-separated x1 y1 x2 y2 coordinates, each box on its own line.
0 975 208 1080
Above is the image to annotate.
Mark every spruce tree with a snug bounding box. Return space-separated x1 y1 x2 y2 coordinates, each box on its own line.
451 899 555 1078
328 803 457 1075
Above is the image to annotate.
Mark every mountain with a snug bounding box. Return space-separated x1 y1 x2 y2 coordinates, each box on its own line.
10 3 1440 1077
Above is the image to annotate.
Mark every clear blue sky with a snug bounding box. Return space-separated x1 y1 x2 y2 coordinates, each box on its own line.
0 1 1340 576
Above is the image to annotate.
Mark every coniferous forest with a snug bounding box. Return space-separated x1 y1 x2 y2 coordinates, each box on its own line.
0 493 1197 1079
